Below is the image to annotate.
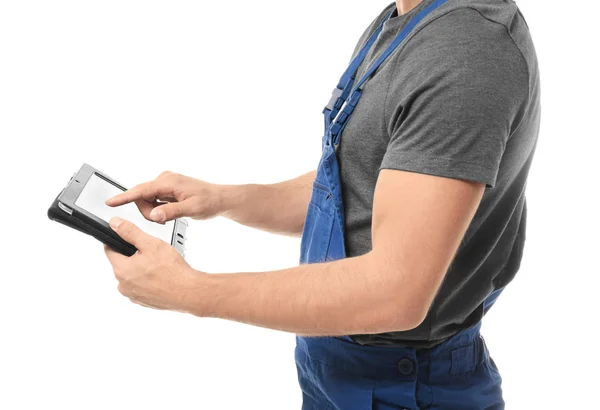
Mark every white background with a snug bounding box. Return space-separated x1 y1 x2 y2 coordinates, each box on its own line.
1 1 598 409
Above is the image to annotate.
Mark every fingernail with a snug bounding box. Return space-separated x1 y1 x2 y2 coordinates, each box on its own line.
110 217 123 229
150 208 165 222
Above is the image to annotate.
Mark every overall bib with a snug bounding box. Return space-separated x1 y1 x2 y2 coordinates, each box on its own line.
296 1 504 408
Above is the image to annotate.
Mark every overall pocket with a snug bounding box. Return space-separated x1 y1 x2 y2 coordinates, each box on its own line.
300 202 334 264
300 183 335 264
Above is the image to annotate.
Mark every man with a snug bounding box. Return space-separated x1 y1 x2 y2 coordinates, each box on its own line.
104 0 540 408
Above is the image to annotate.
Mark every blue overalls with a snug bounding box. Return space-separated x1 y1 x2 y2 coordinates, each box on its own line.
296 1 504 408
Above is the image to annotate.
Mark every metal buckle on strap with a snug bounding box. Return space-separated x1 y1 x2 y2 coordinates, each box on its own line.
330 89 363 145
324 87 344 112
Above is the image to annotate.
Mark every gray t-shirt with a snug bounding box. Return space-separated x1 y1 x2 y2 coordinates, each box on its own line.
337 0 540 347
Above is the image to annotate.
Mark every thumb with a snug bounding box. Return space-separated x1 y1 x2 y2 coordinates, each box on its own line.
149 202 186 222
110 217 152 249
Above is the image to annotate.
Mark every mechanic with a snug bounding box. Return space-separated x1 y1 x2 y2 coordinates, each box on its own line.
104 0 540 408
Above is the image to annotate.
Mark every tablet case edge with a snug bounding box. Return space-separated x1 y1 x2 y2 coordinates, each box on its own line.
48 192 138 256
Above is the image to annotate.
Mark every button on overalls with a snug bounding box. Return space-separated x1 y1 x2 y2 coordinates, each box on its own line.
296 1 504 408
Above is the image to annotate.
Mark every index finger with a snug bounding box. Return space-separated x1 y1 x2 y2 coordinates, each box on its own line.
105 181 162 207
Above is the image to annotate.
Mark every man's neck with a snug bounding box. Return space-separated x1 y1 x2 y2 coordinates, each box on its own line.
395 0 424 16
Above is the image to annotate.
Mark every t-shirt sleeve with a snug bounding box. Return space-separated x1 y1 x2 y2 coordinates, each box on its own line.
380 8 530 189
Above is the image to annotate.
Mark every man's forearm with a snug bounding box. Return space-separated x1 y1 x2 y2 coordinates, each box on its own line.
218 171 315 237
187 252 425 336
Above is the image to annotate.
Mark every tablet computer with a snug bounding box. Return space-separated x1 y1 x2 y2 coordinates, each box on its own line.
48 164 188 257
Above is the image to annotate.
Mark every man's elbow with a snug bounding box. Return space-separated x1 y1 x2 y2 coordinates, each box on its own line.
386 298 429 332
353 254 436 334
358 294 429 334
372 270 434 332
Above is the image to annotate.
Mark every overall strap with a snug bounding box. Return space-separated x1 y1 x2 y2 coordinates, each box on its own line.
323 10 394 127
329 0 449 144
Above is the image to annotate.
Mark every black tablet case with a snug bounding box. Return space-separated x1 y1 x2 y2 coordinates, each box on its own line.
49 164 187 257
48 193 138 256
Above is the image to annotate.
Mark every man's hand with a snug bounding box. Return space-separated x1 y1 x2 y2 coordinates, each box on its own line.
104 216 206 313
106 171 224 223
106 170 316 237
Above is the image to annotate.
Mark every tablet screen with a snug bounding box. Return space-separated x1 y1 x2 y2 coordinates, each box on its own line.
75 173 175 244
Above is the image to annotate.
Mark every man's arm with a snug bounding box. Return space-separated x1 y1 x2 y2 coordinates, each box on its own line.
106 169 485 336
106 170 315 237
192 170 484 335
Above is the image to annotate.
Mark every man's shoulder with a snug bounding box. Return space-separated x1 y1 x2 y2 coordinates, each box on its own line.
411 1 527 47
403 0 537 103
411 0 536 74
424 0 524 32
